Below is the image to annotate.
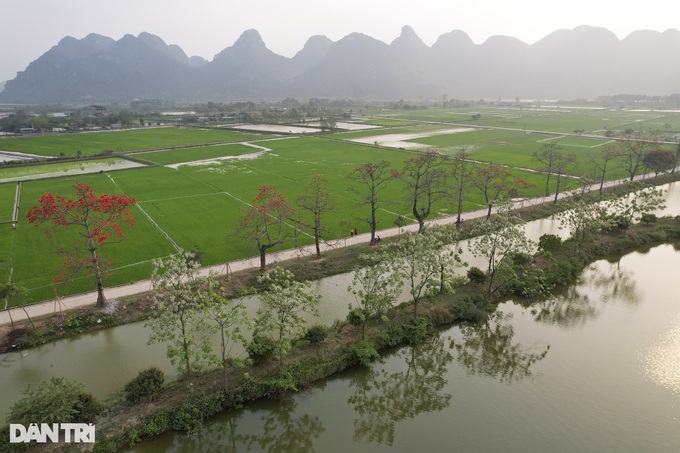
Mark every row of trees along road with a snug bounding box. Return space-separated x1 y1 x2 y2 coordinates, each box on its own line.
239 148 538 272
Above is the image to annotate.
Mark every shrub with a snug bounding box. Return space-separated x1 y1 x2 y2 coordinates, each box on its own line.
124 367 165 403
246 335 275 365
346 308 365 328
346 339 380 367
466 267 486 283
640 213 657 223
510 252 532 266
452 294 494 324
538 233 562 252
171 401 204 434
403 317 431 344
8 377 102 425
62 311 97 332
302 325 327 345
170 394 225 435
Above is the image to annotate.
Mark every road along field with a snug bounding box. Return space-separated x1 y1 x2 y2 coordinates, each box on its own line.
2 106 678 305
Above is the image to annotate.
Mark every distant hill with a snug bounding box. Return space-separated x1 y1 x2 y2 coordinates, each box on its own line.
2 25 680 103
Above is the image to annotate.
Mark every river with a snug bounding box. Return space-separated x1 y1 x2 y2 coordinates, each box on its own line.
135 243 680 452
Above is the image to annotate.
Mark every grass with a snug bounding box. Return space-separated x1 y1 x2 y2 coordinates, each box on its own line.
0 183 16 222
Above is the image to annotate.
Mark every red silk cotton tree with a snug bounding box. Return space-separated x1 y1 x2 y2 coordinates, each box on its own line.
240 185 297 272
26 180 137 308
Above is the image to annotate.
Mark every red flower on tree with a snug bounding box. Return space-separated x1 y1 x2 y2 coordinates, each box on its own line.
240 185 296 272
26 180 137 308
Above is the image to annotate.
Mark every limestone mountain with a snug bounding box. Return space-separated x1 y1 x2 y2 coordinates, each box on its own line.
2 25 680 103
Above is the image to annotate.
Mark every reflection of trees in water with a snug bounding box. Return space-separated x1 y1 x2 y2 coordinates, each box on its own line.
348 335 453 446
586 260 640 305
163 414 241 453
163 398 324 453
236 397 324 453
455 312 549 383
531 285 597 328
530 259 640 328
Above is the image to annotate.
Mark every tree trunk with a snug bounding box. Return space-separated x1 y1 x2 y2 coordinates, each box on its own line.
259 247 267 273
91 248 106 308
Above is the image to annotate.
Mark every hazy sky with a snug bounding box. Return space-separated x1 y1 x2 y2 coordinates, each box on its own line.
1 0 677 82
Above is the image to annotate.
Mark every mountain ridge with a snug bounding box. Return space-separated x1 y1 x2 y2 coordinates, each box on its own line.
2 25 679 103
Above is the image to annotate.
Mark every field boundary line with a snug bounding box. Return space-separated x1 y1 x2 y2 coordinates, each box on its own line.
106 174 183 253
134 204 182 253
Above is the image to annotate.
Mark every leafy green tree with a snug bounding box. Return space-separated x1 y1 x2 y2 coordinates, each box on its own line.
8 377 101 425
386 229 460 320
558 198 611 256
319 116 337 131
606 182 666 229
205 283 249 391
146 252 214 376
468 207 535 299
255 268 321 368
347 257 403 337
643 149 677 179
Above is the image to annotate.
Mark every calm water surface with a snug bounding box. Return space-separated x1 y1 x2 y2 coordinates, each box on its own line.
135 244 680 453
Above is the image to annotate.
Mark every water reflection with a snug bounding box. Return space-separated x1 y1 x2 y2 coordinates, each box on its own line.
528 258 641 328
232 397 325 453
347 334 453 445
454 313 549 383
156 397 325 453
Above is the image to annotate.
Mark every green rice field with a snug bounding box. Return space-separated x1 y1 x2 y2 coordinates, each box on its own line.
0 127 273 157
2 106 678 305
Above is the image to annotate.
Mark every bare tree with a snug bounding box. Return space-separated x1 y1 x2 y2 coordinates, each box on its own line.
449 147 474 224
298 174 336 258
397 150 448 233
532 141 563 197
590 145 621 194
552 152 578 203
347 161 394 245
470 165 534 218
620 134 655 181
240 185 297 272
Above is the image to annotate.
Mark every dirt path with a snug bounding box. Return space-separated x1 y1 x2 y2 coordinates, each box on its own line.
0 172 658 326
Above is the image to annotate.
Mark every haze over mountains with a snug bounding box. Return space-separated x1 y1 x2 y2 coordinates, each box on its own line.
2 25 679 103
